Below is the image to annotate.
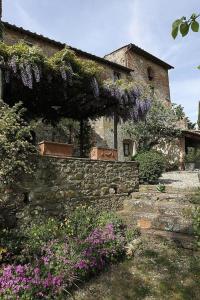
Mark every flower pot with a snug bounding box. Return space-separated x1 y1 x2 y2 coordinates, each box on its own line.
90 147 118 161
38 141 73 158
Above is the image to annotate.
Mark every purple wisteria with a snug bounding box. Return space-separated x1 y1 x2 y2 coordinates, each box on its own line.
102 82 152 122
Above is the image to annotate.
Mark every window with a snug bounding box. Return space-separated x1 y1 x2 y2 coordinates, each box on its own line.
147 67 154 81
123 142 130 157
113 71 121 81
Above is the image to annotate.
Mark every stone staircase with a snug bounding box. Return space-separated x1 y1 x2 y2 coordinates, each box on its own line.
118 185 199 249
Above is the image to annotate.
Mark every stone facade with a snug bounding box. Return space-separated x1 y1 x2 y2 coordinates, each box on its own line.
105 45 172 103
0 157 139 227
2 23 176 162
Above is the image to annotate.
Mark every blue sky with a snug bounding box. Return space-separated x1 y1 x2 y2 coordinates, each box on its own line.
3 0 200 122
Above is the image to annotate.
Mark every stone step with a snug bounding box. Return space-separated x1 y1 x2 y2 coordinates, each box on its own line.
118 211 193 235
140 229 196 250
139 184 198 193
123 199 195 216
131 191 190 202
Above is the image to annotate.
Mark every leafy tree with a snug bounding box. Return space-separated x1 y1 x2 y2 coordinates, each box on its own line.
172 13 200 39
173 103 196 129
122 100 181 151
0 100 37 186
172 12 200 69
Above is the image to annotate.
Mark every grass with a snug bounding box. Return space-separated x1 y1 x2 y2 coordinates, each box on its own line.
69 235 200 300
189 188 200 205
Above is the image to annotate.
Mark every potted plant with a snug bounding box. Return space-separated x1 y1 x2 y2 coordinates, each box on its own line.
90 147 118 161
38 141 73 158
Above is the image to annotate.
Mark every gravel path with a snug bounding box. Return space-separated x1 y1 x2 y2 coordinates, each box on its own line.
159 171 200 189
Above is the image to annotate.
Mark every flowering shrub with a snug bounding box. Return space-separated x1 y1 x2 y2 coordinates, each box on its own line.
193 207 200 247
0 208 139 298
63 205 97 238
0 264 64 299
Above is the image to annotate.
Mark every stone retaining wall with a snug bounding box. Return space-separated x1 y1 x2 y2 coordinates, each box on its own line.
0 157 139 227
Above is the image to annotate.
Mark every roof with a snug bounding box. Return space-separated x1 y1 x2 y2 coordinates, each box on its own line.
183 130 200 140
104 43 174 70
3 21 133 74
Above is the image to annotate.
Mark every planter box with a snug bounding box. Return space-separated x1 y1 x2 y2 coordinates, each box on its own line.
38 141 73 158
90 147 118 161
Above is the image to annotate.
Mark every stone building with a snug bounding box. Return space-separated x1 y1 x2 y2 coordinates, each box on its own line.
2 21 180 161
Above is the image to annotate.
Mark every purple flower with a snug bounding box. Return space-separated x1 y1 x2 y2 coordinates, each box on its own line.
75 260 89 270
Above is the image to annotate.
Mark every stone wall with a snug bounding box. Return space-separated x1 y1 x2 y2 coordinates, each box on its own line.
105 46 171 103
93 117 135 161
0 157 139 227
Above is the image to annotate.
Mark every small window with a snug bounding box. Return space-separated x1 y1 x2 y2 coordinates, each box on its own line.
123 142 130 157
147 67 154 81
113 71 121 81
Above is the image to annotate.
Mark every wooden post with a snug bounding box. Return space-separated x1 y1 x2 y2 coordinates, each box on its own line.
80 119 84 157
114 113 118 150
179 137 186 171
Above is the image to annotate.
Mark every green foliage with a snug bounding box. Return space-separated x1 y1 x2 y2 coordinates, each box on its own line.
0 100 36 185
133 150 166 183
64 205 97 239
185 148 200 163
97 211 124 234
172 12 200 69
172 103 185 120
193 207 200 247
22 218 61 256
0 42 104 122
156 183 166 193
0 41 152 124
172 13 200 39
0 208 139 298
123 100 181 151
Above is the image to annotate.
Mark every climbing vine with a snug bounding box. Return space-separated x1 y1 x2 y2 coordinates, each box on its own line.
0 42 152 124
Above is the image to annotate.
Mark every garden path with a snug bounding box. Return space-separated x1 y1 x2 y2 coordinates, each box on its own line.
159 171 200 189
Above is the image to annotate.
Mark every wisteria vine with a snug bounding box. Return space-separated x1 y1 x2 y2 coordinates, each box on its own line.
0 41 152 122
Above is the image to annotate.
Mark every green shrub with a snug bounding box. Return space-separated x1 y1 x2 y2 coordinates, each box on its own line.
97 211 124 232
186 148 200 163
0 208 140 299
64 205 97 239
133 150 166 183
156 183 166 193
21 217 62 257
193 207 200 247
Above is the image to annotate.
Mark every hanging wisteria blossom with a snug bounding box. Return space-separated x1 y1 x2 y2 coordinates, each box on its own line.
102 81 152 122
66 62 73 86
60 65 67 81
4 70 10 84
8 56 17 74
25 63 33 89
91 76 99 98
32 64 41 83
